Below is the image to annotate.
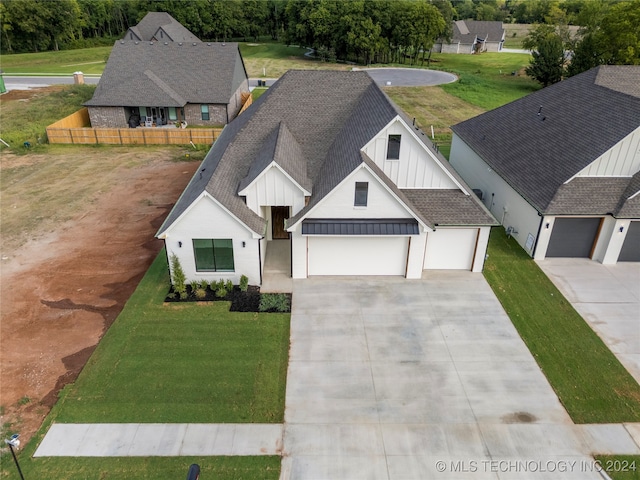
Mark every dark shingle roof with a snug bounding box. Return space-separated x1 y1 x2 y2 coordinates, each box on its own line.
125 12 200 42
238 122 311 193
85 42 247 107
302 218 419 235
451 66 640 214
452 20 504 43
157 70 494 237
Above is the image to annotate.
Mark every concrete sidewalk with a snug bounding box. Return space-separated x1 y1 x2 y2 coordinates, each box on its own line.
34 423 283 457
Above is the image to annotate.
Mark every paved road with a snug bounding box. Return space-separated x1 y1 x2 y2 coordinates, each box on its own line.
360 67 457 86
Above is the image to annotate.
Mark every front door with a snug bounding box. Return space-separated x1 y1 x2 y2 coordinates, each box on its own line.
272 206 290 239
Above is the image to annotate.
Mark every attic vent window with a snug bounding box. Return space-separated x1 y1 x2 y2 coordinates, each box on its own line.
386 134 401 160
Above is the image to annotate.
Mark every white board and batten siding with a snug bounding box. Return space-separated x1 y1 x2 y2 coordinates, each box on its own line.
573 126 640 178
310 166 412 219
363 119 458 189
240 165 307 217
163 194 261 285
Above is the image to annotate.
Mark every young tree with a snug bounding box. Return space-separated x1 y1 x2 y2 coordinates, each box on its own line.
526 34 565 86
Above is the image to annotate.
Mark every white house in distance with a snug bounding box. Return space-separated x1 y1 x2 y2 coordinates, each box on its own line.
450 66 640 264
156 70 497 286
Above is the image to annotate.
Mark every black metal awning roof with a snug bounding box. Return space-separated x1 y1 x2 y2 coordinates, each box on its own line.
301 218 419 235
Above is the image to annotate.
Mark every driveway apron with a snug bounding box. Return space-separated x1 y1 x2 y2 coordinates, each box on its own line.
280 274 637 479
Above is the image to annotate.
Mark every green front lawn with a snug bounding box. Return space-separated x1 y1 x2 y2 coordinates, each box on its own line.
54 252 289 424
595 456 640 480
484 229 640 424
1 251 289 478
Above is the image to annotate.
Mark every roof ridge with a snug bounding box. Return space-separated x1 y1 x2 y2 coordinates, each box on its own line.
143 69 186 105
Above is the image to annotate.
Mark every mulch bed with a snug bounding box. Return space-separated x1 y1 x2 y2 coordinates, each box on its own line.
164 285 291 313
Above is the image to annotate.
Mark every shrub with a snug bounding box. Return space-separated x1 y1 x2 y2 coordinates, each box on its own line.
259 293 290 312
225 279 234 292
215 287 227 298
199 279 209 290
166 292 176 300
239 275 249 292
194 288 207 300
170 254 187 297
178 290 189 300
189 280 199 291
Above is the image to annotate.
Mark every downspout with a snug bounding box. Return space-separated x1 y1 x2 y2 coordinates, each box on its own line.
531 212 544 258
258 238 263 285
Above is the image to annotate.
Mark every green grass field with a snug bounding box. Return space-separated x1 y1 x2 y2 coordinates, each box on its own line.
54 252 290 424
484 229 640 424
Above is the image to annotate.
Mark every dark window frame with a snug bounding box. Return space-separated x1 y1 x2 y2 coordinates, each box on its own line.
354 182 369 207
201 104 210 121
386 134 401 160
192 239 235 272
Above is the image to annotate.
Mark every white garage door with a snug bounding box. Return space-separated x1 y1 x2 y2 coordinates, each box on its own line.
424 228 478 270
308 237 409 276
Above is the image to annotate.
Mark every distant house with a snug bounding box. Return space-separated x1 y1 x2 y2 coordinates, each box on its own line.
85 41 249 128
433 20 505 54
123 12 200 43
450 66 640 263
156 71 497 286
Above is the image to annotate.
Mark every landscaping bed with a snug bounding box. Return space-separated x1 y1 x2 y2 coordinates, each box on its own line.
164 284 292 313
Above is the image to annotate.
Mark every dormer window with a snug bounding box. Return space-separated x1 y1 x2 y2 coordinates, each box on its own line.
387 134 401 159
354 182 368 207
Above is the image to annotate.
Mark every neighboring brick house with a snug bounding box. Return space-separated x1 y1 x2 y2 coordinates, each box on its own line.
123 12 200 43
433 20 505 54
85 13 248 129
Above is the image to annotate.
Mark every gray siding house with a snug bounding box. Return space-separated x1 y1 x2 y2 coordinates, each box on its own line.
450 66 640 264
433 20 505 54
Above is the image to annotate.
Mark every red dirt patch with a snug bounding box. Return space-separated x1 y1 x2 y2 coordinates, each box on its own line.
0 152 198 444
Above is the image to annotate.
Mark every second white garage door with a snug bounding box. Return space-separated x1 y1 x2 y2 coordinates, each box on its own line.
307 236 409 276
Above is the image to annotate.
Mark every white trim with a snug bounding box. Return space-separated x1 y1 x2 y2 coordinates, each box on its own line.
362 115 470 193
287 162 429 232
238 161 311 196
159 191 262 239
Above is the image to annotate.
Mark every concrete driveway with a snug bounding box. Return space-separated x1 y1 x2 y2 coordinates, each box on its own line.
280 274 638 479
537 259 640 384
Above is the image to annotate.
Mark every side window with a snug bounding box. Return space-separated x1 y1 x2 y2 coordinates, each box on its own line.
386 134 401 160
193 239 234 272
354 182 368 207
201 105 210 121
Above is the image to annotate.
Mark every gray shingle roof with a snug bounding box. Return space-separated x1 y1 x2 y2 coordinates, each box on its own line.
85 42 246 107
451 66 640 215
401 189 498 226
124 12 200 42
451 20 504 44
157 70 495 238
238 122 311 193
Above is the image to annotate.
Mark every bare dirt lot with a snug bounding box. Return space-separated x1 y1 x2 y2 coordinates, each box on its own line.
0 104 200 444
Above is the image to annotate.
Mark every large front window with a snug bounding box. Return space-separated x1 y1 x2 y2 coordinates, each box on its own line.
193 239 234 272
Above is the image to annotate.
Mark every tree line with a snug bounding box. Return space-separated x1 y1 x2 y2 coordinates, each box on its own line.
1 0 638 74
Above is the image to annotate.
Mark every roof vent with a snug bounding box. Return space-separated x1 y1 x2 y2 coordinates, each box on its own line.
120 41 124 44
207 43 211 46
134 41 139 45
164 42 168 45
192 42 197 46
179 42 183 46
149 41 153 45
537 105 542 115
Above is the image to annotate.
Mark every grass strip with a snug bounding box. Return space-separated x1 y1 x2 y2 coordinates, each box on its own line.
594 456 640 480
1 456 281 480
483 228 640 423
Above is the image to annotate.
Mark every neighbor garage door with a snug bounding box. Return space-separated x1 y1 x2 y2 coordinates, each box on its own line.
547 217 602 258
307 237 408 276
618 221 640 262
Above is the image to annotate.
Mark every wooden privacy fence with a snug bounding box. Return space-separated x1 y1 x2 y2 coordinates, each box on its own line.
47 108 223 146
